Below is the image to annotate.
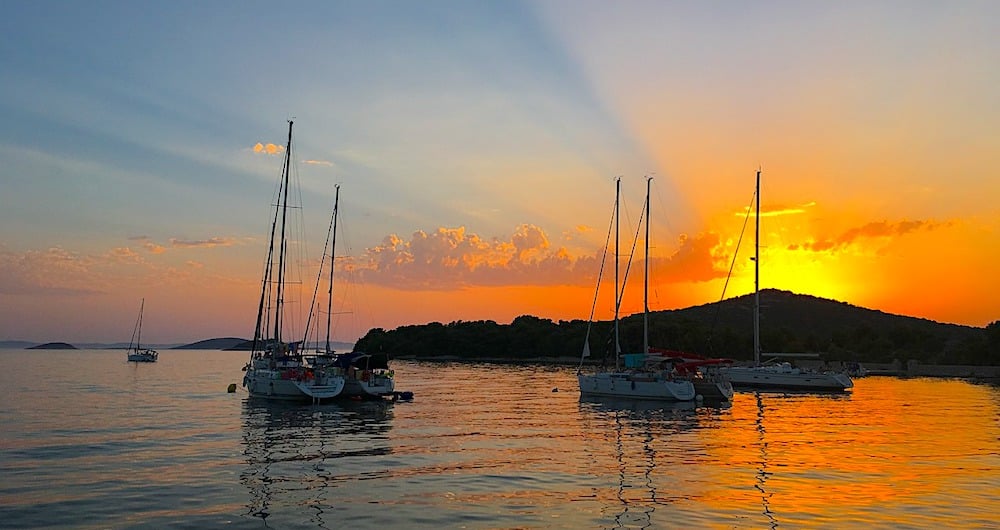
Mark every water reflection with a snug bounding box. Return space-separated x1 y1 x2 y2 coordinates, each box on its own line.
578 398 708 529
240 399 394 527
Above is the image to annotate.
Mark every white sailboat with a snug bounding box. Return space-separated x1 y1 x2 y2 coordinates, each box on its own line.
126 298 158 362
303 184 395 400
577 177 696 402
242 120 345 402
724 170 854 392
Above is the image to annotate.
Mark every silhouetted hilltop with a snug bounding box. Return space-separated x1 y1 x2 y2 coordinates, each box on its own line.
173 337 248 350
355 289 998 365
28 342 77 350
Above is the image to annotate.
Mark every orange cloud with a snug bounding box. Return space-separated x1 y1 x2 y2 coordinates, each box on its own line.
654 232 729 283
789 219 944 252
737 201 816 218
0 246 103 295
353 224 600 290
252 142 285 155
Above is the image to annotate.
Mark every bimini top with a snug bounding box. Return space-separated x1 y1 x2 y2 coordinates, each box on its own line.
333 351 390 370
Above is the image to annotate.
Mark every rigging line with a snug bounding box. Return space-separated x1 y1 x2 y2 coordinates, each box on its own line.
580 177 619 370
617 192 647 317
302 186 338 347
706 185 757 354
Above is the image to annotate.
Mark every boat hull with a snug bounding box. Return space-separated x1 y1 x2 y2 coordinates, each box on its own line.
127 352 157 362
342 373 395 399
693 380 734 401
244 369 346 402
578 372 696 401
724 366 853 391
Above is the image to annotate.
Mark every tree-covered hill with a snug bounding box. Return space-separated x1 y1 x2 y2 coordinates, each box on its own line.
355 289 998 365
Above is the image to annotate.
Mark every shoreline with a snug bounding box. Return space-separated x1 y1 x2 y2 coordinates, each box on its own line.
391 355 1000 381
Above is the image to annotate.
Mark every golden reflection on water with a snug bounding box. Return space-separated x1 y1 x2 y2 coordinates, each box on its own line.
1 352 998 528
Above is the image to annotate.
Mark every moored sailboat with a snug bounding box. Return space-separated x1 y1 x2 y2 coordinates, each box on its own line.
242 121 345 402
577 177 696 402
303 184 395 400
723 170 853 392
126 298 158 362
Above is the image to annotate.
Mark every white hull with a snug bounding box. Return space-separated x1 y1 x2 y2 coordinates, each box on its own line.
127 351 157 362
578 372 696 401
244 369 345 402
725 365 853 391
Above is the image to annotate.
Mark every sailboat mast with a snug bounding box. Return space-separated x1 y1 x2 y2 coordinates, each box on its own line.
643 176 651 357
754 169 761 366
325 184 340 353
137 298 144 350
614 177 621 370
274 120 293 345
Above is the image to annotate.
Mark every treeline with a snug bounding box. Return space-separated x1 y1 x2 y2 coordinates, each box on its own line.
355 289 1000 366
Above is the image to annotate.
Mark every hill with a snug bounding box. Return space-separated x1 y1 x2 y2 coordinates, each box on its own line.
173 337 248 350
355 289 998 365
28 342 78 350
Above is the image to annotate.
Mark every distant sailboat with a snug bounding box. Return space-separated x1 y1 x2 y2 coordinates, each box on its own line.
577 177 696 402
723 170 854 391
126 298 158 363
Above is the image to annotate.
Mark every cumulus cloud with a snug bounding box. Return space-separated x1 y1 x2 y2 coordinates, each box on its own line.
252 142 285 155
790 219 944 252
351 224 730 290
653 232 730 283
352 224 599 290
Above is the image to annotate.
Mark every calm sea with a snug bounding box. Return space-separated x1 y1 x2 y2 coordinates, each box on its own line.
0 350 997 529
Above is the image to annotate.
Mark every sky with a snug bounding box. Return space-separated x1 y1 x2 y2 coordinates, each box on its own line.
1 1 997 345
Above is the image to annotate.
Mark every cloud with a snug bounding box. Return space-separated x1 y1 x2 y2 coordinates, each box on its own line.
653 232 730 283
351 224 730 290
352 224 600 290
252 142 285 155
169 237 236 249
791 219 944 252
304 159 334 167
0 246 105 296
737 201 816 218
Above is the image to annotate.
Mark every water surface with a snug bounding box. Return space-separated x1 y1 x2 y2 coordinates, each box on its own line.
1 350 997 528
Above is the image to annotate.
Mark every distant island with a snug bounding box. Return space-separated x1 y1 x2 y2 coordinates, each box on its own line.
28 342 77 350
173 337 248 350
354 289 999 366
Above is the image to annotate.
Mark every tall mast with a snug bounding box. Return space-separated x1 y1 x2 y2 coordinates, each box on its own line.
614 177 621 370
137 298 144 350
274 120 293 345
325 184 340 354
643 176 651 357
754 169 761 366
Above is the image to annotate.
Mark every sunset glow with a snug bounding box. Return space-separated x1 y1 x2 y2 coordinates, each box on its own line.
1 2 997 344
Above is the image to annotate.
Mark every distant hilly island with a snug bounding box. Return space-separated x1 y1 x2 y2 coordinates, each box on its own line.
353 289 999 365
5 290 997 364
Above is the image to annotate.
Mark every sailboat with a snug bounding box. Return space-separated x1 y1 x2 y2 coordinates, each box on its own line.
126 298 158 362
242 120 345 402
303 185 395 400
577 177 696 402
724 170 854 391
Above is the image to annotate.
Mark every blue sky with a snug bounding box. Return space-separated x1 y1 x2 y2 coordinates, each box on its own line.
2 1 997 343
